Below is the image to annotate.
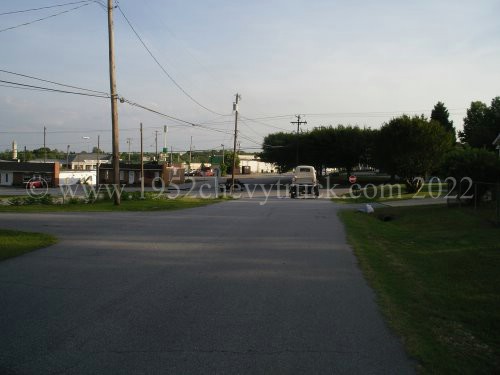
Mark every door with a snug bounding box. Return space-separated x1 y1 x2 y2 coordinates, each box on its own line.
128 171 135 185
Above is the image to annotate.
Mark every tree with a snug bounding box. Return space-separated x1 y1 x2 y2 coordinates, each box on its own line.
260 132 296 172
441 146 500 183
459 97 500 150
374 115 454 193
224 151 240 174
331 125 370 179
431 101 456 141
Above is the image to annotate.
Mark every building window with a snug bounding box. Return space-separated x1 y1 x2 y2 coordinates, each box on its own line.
5 173 8 183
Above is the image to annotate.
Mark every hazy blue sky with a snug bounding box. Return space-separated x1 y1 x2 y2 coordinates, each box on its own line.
1 0 499 154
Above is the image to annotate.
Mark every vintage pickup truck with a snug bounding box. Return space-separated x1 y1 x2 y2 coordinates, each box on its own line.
289 165 319 198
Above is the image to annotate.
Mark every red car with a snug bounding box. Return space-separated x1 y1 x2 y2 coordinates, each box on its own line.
27 179 44 189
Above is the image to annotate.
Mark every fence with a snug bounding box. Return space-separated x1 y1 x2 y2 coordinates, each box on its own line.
447 180 500 225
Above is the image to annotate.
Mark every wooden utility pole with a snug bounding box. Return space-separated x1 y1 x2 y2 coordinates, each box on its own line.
291 114 307 165
66 145 70 170
231 93 241 192
43 126 47 163
154 130 159 161
107 0 120 205
140 123 144 198
126 138 131 162
189 136 192 172
96 135 100 186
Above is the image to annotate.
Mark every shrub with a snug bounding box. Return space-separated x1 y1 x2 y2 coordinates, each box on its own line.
8 196 24 206
441 147 500 183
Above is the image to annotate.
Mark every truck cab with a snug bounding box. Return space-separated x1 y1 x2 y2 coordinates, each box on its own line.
289 165 319 198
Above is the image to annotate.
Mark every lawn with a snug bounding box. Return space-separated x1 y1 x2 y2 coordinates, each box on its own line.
339 205 500 374
332 183 448 204
0 229 57 261
0 197 225 212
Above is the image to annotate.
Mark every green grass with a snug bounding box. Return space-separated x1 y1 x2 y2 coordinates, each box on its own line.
0 197 225 212
332 183 448 204
339 206 500 374
0 229 57 261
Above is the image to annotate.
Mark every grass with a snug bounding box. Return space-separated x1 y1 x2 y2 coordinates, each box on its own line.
0 229 57 261
0 197 225 212
332 183 448 204
339 205 500 374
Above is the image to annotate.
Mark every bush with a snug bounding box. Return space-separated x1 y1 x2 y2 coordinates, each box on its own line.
8 196 24 206
441 147 500 183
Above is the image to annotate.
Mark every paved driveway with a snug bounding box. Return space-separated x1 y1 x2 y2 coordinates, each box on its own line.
0 199 415 374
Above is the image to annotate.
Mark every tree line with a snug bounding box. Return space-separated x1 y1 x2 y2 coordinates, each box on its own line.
260 98 500 192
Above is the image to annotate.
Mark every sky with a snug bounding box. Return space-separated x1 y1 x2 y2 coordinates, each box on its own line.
1 0 499 155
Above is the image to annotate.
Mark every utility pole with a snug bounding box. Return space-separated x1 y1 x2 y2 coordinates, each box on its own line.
231 93 241 192
140 123 144 198
107 0 120 205
66 145 70 170
154 130 159 161
189 136 192 172
43 126 47 163
24 146 27 162
163 125 167 162
96 135 100 186
291 114 307 165
221 143 225 165
126 138 132 162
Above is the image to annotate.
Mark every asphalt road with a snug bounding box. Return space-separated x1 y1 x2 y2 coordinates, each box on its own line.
0 199 415 374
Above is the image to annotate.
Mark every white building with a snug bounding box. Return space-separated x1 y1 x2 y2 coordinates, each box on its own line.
71 153 111 171
239 155 276 173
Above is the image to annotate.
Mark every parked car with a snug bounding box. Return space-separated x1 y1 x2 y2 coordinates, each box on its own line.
27 179 44 189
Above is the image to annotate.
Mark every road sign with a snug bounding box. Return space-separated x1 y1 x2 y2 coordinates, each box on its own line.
349 175 357 184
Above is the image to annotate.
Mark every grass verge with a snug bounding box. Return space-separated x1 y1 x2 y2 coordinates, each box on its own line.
339 205 500 374
0 229 57 261
332 183 447 204
0 197 226 213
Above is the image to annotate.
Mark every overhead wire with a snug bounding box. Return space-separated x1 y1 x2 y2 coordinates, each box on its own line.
0 69 109 95
0 1 92 16
0 2 92 33
0 79 110 98
115 4 229 117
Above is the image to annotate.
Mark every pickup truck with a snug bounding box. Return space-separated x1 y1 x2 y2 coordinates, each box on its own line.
289 165 319 198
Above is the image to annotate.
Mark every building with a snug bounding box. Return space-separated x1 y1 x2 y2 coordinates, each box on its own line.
97 162 185 186
71 153 111 171
493 133 500 157
239 155 276 174
0 161 60 187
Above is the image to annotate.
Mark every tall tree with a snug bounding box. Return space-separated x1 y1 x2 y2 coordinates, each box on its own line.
374 115 453 193
260 132 296 172
431 101 455 140
459 97 500 150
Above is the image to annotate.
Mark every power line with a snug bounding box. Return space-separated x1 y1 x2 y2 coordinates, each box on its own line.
0 1 91 16
0 79 110 98
115 5 228 117
0 69 109 95
0 2 92 33
122 98 234 136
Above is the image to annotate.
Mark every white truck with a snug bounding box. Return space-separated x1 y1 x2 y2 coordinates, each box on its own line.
289 165 319 198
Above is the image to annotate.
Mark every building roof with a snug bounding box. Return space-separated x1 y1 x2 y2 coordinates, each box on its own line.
0 161 56 172
71 153 111 163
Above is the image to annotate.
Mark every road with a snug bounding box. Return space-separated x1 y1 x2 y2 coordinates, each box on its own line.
0 199 415 374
